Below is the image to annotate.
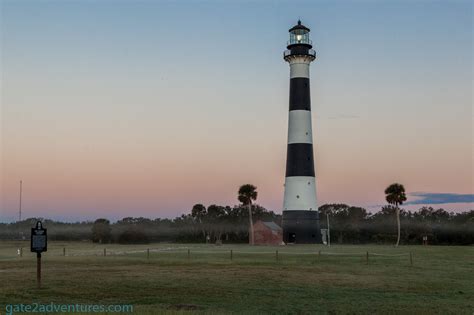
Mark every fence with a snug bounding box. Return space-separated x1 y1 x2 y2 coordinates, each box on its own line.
11 246 415 266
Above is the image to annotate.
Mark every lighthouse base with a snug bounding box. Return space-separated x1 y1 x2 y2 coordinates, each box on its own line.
282 210 321 244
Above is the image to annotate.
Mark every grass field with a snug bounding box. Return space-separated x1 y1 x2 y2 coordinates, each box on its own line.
1 241 473 314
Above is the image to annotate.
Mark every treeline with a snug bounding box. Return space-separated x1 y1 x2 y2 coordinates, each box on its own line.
0 204 472 245
0 204 280 244
319 205 473 245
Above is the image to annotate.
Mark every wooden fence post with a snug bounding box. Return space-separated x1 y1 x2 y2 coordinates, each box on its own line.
230 249 233 261
366 251 369 265
104 248 106 257
187 249 190 260
63 247 66 256
276 250 279 262
20 247 23 257
147 248 150 260
410 252 413 266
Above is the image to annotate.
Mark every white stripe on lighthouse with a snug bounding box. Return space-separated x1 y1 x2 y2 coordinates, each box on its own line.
283 176 317 210
289 57 311 78
287 110 313 144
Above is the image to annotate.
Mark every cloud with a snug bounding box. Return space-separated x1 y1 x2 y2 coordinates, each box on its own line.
406 192 474 205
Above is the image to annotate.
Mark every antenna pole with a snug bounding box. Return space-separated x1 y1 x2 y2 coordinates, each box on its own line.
19 180 22 222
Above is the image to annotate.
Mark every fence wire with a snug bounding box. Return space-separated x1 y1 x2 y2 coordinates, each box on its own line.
370 253 409 257
7 246 414 265
63 249 410 258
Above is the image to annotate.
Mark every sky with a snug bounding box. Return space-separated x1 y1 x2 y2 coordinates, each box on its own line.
1 0 472 222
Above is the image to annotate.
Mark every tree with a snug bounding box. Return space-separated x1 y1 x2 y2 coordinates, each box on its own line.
384 183 407 247
118 228 149 244
91 218 112 243
318 204 368 244
206 204 226 241
238 184 258 245
191 204 207 239
191 204 207 222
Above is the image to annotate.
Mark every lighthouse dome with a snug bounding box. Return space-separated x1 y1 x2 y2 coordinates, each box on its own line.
289 20 310 32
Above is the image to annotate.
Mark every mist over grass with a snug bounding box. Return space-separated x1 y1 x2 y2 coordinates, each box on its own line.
1 204 472 245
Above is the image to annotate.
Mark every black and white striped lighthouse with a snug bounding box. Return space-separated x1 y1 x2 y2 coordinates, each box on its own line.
282 20 321 244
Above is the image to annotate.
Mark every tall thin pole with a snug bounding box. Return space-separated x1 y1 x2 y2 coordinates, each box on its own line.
19 180 22 222
37 253 42 289
327 213 331 247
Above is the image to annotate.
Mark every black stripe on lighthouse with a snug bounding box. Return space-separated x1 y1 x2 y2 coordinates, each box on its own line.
287 74 314 177
289 77 311 111
285 143 315 177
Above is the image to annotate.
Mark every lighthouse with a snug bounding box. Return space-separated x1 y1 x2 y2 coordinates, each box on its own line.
282 20 321 244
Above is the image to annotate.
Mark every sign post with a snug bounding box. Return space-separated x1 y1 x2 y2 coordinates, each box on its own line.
31 221 47 289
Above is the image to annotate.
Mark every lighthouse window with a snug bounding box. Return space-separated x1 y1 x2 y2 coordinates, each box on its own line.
296 195 300 199
289 31 310 45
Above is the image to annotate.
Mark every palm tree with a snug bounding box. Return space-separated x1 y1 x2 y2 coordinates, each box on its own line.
238 184 258 245
384 183 407 247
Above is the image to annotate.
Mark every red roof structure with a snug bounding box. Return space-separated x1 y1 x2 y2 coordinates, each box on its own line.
253 220 283 245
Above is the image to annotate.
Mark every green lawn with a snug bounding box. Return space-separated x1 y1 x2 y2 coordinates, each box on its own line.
1 241 473 314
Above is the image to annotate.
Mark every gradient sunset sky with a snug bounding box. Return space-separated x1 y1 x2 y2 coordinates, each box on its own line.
1 0 472 222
